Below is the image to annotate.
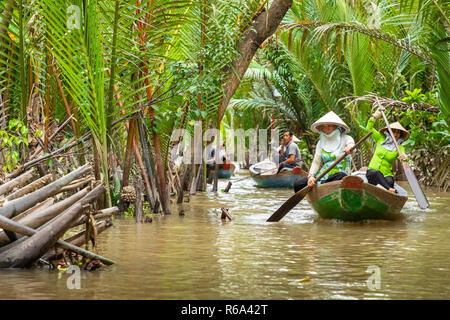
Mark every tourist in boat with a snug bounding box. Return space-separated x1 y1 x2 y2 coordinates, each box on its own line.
277 130 302 173
207 140 228 166
365 107 409 193
293 111 355 192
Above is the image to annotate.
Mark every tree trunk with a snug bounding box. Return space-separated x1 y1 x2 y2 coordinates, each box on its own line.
0 169 34 197
5 174 53 201
71 206 118 228
0 164 92 219
136 117 158 211
0 185 106 268
118 118 136 214
42 219 112 263
219 0 293 121
11 197 54 225
0 188 91 247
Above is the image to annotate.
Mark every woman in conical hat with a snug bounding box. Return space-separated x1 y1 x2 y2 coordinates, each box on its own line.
365 107 410 193
293 111 355 192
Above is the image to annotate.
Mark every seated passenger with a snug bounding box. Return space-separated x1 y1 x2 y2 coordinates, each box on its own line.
277 130 302 173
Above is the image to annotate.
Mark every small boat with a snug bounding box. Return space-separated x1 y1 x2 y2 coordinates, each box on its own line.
306 175 408 221
207 163 236 179
249 161 306 188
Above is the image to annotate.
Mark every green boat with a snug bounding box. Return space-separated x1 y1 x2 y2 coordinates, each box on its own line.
306 175 408 221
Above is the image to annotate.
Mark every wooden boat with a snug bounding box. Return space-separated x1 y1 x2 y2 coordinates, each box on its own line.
249 162 306 188
306 175 408 221
207 163 236 179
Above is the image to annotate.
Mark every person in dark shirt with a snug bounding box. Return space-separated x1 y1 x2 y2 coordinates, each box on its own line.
277 131 302 173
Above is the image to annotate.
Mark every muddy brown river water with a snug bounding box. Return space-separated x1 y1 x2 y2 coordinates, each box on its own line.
0 169 449 299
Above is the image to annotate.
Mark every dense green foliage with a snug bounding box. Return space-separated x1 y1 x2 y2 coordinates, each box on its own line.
0 0 448 190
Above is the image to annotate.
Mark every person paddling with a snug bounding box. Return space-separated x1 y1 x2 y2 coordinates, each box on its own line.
365 107 410 193
293 112 355 192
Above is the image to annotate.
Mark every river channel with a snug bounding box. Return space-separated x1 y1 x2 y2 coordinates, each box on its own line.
0 169 449 300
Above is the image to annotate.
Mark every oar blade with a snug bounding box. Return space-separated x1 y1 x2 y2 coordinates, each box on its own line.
403 162 429 209
266 186 312 222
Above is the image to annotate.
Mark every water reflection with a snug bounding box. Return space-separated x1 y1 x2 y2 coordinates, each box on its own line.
0 169 449 299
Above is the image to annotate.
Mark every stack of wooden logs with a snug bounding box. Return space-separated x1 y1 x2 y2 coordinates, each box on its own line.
0 164 116 269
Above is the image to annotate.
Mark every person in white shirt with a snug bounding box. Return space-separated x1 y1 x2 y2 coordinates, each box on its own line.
293 111 355 192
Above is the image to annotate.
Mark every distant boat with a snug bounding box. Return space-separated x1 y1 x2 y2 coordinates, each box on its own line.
307 175 408 221
207 163 236 179
249 161 306 188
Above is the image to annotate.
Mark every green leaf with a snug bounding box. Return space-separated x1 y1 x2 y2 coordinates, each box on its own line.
20 126 28 137
9 119 20 130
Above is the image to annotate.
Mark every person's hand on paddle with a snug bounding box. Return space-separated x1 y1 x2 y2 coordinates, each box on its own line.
398 153 408 162
372 106 385 120
307 174 316 187
342 145 353 155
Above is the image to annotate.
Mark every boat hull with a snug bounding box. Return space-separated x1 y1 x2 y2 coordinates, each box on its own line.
306 175 408 221
252 171 303 188
207 164 236 179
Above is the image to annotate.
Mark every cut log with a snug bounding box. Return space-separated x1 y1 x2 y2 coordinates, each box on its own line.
42 219 112 262
0 185 114 267
6 174 53 201
0 198 54 246
0 169 34 197
0 201 88 267
0 164 92 219
70 206 118 228
11 197 55 224
0 187 90 247
59 176 94 192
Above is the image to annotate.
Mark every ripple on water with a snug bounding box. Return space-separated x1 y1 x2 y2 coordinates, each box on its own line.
0 172 449 299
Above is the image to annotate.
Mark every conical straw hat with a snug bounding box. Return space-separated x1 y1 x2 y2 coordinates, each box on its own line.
311 111 350 134
380 122 410 140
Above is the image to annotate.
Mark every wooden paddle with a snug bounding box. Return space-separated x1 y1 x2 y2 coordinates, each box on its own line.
267 131 373 222
378 106 429 209
223 166 278 192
